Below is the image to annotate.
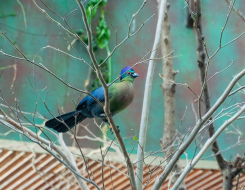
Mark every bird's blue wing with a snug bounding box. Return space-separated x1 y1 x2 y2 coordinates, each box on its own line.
76 84 111 110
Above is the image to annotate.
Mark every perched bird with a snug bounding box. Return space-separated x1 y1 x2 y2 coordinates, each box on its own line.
45 66 139 133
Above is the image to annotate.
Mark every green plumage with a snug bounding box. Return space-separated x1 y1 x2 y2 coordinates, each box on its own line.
109 79 134 115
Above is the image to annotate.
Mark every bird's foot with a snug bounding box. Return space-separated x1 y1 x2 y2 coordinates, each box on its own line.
116 126 120 134
109 126 120 134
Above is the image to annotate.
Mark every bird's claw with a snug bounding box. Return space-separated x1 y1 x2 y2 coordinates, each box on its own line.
116 126 120 134
110 126 120 134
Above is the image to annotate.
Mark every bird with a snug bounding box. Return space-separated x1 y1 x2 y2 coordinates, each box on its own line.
45 66 139 133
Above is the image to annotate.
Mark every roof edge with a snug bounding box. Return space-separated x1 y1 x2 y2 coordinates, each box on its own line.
0 139 218 170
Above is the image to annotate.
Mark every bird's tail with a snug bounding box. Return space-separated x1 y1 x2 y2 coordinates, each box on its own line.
45 111 86 133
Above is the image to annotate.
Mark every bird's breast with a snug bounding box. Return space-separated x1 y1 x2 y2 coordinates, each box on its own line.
110 82 134 115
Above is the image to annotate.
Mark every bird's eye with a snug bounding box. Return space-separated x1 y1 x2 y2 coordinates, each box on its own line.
127 72 131 75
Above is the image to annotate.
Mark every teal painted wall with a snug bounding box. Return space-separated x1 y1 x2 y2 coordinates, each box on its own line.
1 0 245 161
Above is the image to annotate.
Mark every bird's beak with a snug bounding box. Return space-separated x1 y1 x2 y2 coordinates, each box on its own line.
132 73 139 78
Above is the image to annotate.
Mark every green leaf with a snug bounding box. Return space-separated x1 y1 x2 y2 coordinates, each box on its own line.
133 136 138 141
85 6 92 25
0 12 17 19
193 13 197 20
100 0 107 6
86 0 106 23
93 7 99 18
84 0 110 49
98 29 105 39
96 17 110 49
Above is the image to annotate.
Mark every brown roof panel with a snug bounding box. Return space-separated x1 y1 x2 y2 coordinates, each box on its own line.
0 145 244 190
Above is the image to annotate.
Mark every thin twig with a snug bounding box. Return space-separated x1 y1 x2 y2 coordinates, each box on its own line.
225 0 245 22
0 32 103 107
207 61 234 82
229 85 245 97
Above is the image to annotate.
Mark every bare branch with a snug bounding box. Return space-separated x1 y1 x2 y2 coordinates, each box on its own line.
76 0 138 189
225 0 245 22
33 45 94 71
0 32 103 107
136 0 168 188
99 0 154 67
0 107 99 189
207 61 234 82
152 67 245 189
229 85 245 97
171 104 245 190
32 0 77 38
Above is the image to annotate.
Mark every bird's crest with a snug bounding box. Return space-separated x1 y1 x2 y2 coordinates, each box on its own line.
120 66 135 81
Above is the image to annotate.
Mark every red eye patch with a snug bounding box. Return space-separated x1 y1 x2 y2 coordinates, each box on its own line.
127 72 131 75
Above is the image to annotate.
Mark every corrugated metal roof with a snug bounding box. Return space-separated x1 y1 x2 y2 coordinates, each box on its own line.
0 140 243 190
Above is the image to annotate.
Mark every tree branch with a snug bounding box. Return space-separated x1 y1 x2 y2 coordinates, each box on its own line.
194 0 227 171
171 104 245 190
0 108 97 190
76 1 137 189
159 1 185 189
135 0 168 189
152 67 245 189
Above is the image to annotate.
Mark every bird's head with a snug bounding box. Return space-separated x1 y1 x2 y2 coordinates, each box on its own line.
120 66 139 82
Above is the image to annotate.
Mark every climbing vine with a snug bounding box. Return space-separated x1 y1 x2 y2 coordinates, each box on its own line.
71 0 111 91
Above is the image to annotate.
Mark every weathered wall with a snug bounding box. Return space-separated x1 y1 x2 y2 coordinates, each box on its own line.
1 0 245 160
